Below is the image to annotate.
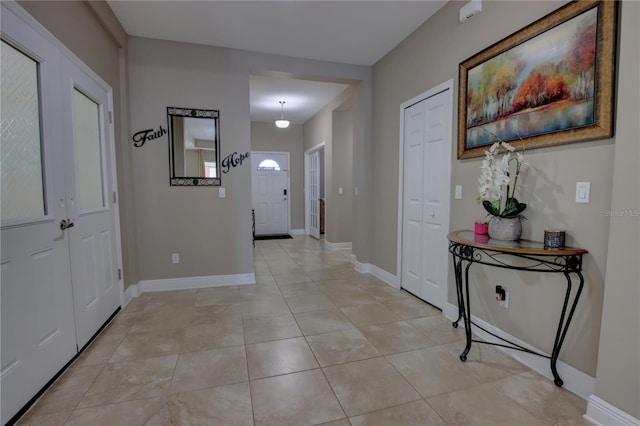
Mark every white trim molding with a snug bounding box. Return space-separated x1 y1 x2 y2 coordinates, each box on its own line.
369 264 400 288
351 257 399 289
138 273 256 293
445 303 595 400
352 257 371 274
324 241 352 250
290 229 305 235
121 273 255 307
584 395 639 426
121 283 140 307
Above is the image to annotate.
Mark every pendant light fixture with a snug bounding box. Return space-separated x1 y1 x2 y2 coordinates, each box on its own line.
275 100 290 129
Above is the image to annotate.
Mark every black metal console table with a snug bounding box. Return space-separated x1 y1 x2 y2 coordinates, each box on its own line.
447 230 588 387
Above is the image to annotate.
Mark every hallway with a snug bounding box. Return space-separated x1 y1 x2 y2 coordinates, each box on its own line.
17 236 587 425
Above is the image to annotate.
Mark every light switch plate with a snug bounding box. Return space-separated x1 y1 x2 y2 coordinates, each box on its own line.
338 187 343 195
455 185 462 200
576 182 590 203
219 187 226 198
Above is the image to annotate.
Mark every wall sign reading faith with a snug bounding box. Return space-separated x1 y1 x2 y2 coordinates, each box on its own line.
222 152 249 174
132 125 167 147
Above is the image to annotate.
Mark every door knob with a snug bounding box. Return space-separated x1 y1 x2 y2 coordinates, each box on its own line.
60 219 75 230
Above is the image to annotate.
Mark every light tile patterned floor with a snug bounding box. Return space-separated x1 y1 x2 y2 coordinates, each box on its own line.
17 236 588 425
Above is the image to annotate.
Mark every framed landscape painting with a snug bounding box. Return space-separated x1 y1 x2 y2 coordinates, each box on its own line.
457 0 618 159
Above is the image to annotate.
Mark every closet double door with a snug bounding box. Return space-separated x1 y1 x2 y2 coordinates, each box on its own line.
1 6 121 423
400 88 452 310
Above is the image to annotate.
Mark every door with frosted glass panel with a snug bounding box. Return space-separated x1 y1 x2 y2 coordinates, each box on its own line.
0 37 77 424
309 150 320 239
61 57 120 349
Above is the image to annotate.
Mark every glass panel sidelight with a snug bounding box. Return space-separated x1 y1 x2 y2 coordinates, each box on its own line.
73 88 105 210
1 41 46 221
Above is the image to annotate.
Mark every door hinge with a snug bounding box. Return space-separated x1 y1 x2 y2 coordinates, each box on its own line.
117 268 122 280
113 191 117 204
109 111 113 124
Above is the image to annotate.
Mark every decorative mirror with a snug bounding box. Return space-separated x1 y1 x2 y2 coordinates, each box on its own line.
167 107 221 186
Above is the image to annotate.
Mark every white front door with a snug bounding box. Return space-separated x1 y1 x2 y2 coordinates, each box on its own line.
251 152 289 236
1 23 77 424
1 6 122 422
308 149 320 239
62 57 121 349
401 85 452 309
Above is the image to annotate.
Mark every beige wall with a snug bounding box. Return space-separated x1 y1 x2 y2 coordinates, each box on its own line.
592 1 640 418
330 109 353 243
129 37 370 281
251 122 304 230
17 0 139 288
128 37 254 279
304 88 357 244
371 0 634 382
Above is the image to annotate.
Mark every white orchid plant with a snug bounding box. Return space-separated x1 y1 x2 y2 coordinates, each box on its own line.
477 140 527 219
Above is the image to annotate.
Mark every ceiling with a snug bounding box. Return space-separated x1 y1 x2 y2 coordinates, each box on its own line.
107 1 447 124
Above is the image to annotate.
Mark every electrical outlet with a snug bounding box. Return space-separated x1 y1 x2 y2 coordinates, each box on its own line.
495 285 509 308
499 290 509 308
172 253 180 264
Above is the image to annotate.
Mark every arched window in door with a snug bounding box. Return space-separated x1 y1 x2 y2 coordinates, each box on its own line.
257 159 281 171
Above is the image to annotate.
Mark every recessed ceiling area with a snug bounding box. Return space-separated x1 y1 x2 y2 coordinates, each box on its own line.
107 1 446 67
106 1 447 127
250 75 350 125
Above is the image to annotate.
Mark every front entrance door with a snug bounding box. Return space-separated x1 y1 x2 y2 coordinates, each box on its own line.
62 57 121 349
1 6 122 422
251 152 290 236
1 32 77 424
400 83 453 309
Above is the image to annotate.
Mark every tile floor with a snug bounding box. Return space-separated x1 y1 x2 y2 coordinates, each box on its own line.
18 236 588 425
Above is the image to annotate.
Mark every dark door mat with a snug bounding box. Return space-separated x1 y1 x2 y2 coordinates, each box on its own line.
254 234 293 240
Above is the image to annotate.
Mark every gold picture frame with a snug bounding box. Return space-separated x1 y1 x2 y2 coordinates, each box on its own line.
457 0 618 159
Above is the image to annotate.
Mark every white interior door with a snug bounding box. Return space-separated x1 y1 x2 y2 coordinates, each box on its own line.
401 102 425 297
308 150 320 239
62 57 121 349
251 152 289 236
1 24 77 424
401 87 452 309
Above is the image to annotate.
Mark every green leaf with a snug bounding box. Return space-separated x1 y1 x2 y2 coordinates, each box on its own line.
501 201 527 219
482 200 500 216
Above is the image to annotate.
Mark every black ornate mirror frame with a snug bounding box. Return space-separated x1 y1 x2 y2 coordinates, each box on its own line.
167 107 221 186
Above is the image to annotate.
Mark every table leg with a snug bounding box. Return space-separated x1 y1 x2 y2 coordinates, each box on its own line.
550 270 585 387
452 254 464 328
460 262 474 362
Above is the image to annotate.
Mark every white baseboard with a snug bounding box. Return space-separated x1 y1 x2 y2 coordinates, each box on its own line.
369 264 400 288
444 303 595 400
290 229 304 235
138 273 256 293
351 256 399 289
121 283 140 307
584 395 639 426
325 241 352 250
353 257 371 274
